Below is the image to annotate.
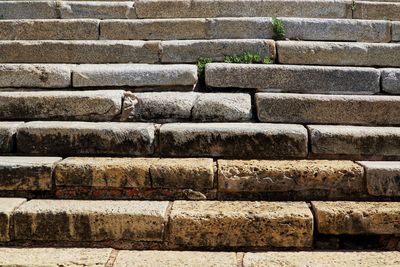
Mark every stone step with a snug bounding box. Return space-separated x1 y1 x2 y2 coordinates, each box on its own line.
277 41 400 67
353 1 400 21
256 93 400 126
205 63 380 94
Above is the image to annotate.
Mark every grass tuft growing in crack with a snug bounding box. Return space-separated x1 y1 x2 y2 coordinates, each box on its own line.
272 17 286 40
224 52 272 64
197 57 212 85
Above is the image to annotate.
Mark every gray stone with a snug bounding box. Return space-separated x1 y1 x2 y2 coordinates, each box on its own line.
16 121 155 156
100 19 207 40
208 18 274 39
0 64 72 88
0 198 26 241
0 122 24 153
60 1 136 19
13 200 169 241
0 1 58 19
277 41 400 67
160 123 308 159
393 22 400 42
381 68 400 95
0 90 123 121
0 157 61 191
0 41 160 63
256 93 400 126
357 161 400 197
308 125 400 158
73 64 197 87
205 63 380 94
353 2 400 21
161 39 275 63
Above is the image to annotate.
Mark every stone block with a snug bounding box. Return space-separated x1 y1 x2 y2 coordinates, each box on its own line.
0 198 26 241
353 2 400 20
0 122 24 153
0 1 58 19
393 22 400 42
381 68 400 95
59 2 136 19
208 18 274 39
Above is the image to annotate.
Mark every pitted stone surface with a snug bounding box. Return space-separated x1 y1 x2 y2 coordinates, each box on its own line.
0 198 26 242
382 69 400 95
394 22 400 42
208 18 274 39
59 2 136 19
0 122 24 153
353 1 400 21
0 1 58 19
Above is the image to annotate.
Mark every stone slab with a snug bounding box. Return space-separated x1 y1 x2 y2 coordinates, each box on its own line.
13 199 169 241
169 201 313 248
312 201 400 235
0 198 26 241
256 93 400 126
0 122 24 153
208 18 274 39
382 68 400 95
59 1 136 19
353 1 400 21
159 123 308 159
393 22 400 42
16 121 155 156
205 63 380 94
0 1 58 19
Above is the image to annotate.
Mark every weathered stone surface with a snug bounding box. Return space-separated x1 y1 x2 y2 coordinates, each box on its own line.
0 64 71 88
101 19 207 40
135 0 351 19
256 93 400 125
169 201 313 248
281 18 390 43
308 125 400 158
0 1 58 19
0 90 123 121
353 2 400 20
357 161 400 197
208 18 274 39
14 200 169 241
381 68 400 95
17 122 155 156
60 2 136 19
206 63 380 94
161 39 275 63
0 41 159 63
192 93 252 122
0 19 99 40
55 157 152 188
0 248 113 267
277 41 400 67
0 122 24 153
218 160 364 195
243 252 400 267
0 157 61 191
0 198 26 241
114 251 237 267
160 123 308 159
73 64 197 87
393 22 400 42
312 201 400 235
151 158 214 189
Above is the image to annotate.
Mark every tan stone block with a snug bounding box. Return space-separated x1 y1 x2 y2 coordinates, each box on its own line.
353 1 400 20
60 2 136 19
0 122 24 153
0 198 26 242
0 1 58 19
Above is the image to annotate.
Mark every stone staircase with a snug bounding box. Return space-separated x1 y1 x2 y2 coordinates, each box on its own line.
0 0 400 266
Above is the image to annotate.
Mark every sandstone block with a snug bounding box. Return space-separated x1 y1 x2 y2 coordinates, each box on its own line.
0 1 58 19
312 201 400 235
17 122 155 156
0 122 24 153
0 198 26 241
393 22 400 42
208 18 274 39
353 2 400 20
169 201 313 248
14 200 169 241
160 123 308 159
357 161 400 197
256 93 400 125
381 68 400 95
205 63 379 94
277 41 400 67
60 2 136 19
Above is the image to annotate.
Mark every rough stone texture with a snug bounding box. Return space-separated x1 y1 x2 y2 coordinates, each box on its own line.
135 0 352 19
159 123 308 159
0 248 113 267
0 19 99 40
308 125 400 158
0 41 160 63
55 157 153 188
114 251 237 267
0 122 24 153
382 69 400 95
73 64 197 87
101 19 207 40
0 1 58 19
0 198 26 241
393 22 400 42
17 121 155 156
218 160 365 195
151 158 214 189
60 2 136 19
312 201 400 235
0 157 61 191
0 64 71 88
357 161 400 197
0 90 123 121
206 63 380 94
281 18 390 43
161 39 275 63
14 200 169 242
243 252 400 267
208 18 274 39
277 41 400 67
192 93 252 122
256 93 400 126
169 201 313 248
353 2 400 21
